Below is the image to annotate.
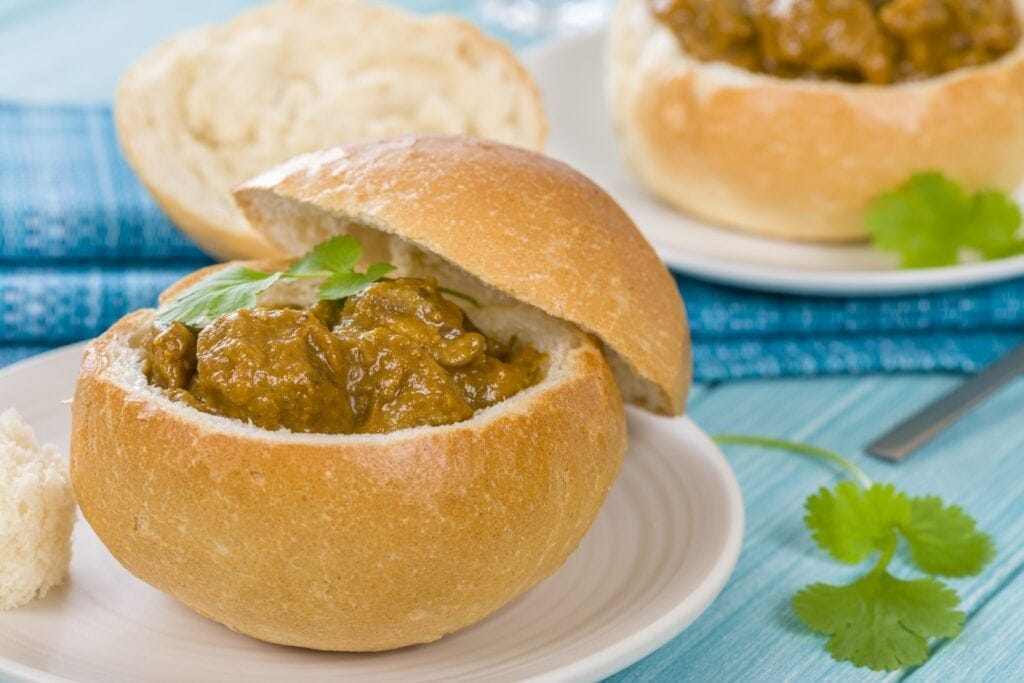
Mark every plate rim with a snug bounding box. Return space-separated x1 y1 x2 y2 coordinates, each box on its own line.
0 342 744 683
526 412 745 683
524 30 1024 298
0 344 88 683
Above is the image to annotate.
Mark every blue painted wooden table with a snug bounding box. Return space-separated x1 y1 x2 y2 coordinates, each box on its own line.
2 1 1022 680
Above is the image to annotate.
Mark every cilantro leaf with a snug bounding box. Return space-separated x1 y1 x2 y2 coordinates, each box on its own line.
794 573 963 671
866 172 967 268
156 266 281 327
287 235 362 276
902 496 996 578
286 235 394 299
318 263 396 300
804 482 909 564
157 236 398 326
866 172 1023 269
964 191 1024 259
712 435 997 673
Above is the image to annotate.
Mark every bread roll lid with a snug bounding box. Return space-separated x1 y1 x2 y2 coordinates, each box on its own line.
234 135 690 415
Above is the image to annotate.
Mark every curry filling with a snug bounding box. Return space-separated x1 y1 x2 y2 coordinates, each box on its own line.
145 277 545 434
649 0 1020 84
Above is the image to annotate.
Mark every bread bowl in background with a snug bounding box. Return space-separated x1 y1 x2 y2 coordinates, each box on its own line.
70 136 690 651
606 0 1024 242
116 0 547 260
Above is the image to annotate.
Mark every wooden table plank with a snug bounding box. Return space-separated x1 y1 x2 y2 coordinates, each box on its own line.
613 375 1024 681
913 570 1024 681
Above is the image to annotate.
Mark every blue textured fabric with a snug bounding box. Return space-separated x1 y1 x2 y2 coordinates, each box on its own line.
678 277 1024 381
2 101 1023 380
0 266 198 343
0 103 209 264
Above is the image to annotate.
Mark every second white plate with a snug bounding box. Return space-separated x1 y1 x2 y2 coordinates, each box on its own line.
0 344 743 682
525 30 1024 296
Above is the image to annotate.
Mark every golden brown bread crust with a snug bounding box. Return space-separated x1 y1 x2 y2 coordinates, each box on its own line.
234 135 691 415
606 0 1024 241
71 309 626 651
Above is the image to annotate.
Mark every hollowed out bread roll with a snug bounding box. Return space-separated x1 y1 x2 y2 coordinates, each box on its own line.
71 135 690 651
606 0 1024 241
72 300 623 651
116 0 546 260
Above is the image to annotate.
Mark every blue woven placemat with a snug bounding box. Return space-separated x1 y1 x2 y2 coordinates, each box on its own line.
2 101 1023 381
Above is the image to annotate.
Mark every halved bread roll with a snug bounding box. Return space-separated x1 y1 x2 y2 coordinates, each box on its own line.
606 0 1024 241
71 136 690 651
116 0 547 260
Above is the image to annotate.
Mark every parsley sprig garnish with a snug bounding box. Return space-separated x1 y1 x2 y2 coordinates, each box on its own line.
157 236 395 327
867 172 1024 268
716 435 995 672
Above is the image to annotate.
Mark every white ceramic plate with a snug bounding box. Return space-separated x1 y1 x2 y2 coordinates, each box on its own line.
0 344 743 683
524 31 1024 296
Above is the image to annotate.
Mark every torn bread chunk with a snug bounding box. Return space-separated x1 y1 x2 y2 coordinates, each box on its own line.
0 409 75 610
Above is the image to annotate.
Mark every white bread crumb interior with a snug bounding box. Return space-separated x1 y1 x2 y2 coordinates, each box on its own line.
115 0 548 259
0 409 76 610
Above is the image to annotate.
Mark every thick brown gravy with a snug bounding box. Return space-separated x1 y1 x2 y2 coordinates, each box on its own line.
649 0 1020 84
146 277 545 434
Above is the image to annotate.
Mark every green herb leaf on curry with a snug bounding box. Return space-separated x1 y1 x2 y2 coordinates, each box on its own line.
155 266 282 328
286 235 363 277
318 263 397 300
156 237 397 326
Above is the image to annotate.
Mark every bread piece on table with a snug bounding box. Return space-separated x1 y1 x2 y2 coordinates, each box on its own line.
0 409 75 610
116 0 547 260
606 0 1024 241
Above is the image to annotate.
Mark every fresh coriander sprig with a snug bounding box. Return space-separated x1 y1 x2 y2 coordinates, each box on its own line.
155 267 283 328
715 434 872 487
285 235 396 300
156 236 395 327
714 435 995 672
866 172 1024 268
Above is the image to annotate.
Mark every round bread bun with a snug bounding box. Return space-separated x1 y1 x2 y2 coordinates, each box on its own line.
606 0 1024 241
72 298 624 652
71 135 689 651
116 0 547 260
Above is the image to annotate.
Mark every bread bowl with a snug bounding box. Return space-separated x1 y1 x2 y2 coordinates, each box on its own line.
70 135 690 651
606 0 1024 241
116 0 547 260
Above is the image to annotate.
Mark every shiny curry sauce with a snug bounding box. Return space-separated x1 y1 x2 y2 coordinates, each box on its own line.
648 0 1020 84
145 277 545 434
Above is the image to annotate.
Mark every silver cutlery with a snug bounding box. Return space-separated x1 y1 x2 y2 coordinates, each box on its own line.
867 343 1024 461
